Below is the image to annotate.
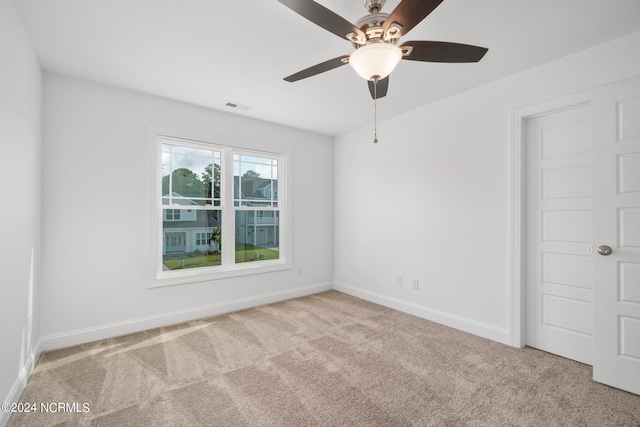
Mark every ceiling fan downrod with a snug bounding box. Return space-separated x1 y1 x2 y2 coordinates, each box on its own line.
364 0 386 14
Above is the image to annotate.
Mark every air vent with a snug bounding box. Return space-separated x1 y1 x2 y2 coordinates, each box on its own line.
225 101 252 111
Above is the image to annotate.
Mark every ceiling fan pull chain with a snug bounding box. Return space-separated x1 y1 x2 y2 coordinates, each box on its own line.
373 77 378 143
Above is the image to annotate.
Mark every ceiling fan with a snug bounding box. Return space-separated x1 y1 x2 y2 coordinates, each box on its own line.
279 0 489 100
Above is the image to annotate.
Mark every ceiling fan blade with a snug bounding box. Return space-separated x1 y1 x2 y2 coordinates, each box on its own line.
383 0 444 38
284 55 350 82
400 41 488 63
278 0 365 42
368 76 389 99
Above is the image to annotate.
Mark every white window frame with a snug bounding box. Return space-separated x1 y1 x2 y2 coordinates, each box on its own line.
147 125 291 288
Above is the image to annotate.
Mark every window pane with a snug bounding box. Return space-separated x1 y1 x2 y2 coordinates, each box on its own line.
235 210 279 263
234 153 278 206
162 143 220 205
162 209 222 270
162 152 171 177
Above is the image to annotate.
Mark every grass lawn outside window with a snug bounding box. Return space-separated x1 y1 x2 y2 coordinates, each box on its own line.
163 244 279 270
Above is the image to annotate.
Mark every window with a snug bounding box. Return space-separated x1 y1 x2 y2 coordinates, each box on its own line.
149 128 289 287
195 232 210 246
165 209 181 221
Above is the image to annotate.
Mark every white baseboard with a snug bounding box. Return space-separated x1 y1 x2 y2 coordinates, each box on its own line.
40 283 333 352
1 341 41 427
333 282 511 346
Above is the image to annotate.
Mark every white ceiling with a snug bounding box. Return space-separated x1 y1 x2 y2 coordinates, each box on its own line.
12 0 640 136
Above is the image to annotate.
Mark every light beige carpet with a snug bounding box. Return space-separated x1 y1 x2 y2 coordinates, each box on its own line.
8 291 640 426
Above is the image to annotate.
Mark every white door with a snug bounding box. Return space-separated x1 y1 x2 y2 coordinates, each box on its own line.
592 78 640 395
526 104 594 365
165 232 186 253
257 228 267 245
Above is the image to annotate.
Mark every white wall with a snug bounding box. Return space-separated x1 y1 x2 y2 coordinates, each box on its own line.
40 74 333 348
334 31 640 344
0 0 42 420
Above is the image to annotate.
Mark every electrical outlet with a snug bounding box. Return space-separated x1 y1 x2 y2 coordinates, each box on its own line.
411 278 419 289
395 275 402 286
298 267 303 276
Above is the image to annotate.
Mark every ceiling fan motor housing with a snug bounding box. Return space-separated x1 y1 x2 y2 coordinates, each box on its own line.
350 13 401 48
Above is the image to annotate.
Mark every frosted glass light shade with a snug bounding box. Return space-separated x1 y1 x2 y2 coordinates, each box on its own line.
349 42 402 81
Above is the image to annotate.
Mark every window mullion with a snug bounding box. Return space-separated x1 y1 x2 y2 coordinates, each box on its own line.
221 148 235 267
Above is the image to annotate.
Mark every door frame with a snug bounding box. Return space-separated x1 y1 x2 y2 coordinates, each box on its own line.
509 91 593 348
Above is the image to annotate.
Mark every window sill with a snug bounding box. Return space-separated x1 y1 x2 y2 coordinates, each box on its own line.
149 260 292 289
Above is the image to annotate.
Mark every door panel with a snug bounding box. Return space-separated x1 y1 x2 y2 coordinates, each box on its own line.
620 262 640 303
541 121 591 158
542 166 592 199
619 153 640 193
617 98 640 140
592 78 640 395
543 294 593 334
542 210 592 242
619 208 640 247
526 105 594 365
542 252 592 288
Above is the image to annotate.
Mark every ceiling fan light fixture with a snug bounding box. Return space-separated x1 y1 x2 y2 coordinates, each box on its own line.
349 42 402 81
